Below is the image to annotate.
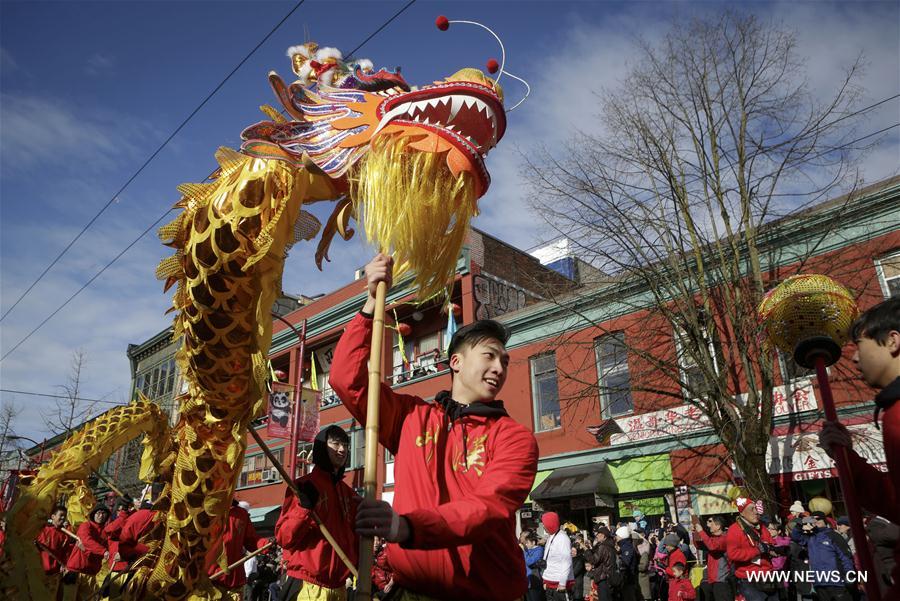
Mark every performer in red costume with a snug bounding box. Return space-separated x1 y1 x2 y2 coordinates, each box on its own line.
820 298 900 599
329 254 539 601
35 505 74 600
725 497 776 601
64 504 110 599
209 500 269 599
275 424 359 600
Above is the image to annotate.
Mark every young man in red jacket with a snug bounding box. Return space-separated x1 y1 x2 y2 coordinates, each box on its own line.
329 254 539 601
691 514 730 601
725 497 776 601
209 500 269 599
275 424 359 600
64 505 110 598
103 492 160 597
820 297 900 599
35 505 75 600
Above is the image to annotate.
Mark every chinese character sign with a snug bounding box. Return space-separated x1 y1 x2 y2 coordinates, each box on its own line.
266 381 294 439
611 404 711 444
297 387 321 442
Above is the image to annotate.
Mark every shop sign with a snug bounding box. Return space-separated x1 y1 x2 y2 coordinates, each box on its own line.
611 383 819 445
737 382 818 417
611 404 710 444
766 423 885 480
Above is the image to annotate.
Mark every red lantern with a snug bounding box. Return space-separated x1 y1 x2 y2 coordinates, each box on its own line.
273 369 287 382
398 322 413 337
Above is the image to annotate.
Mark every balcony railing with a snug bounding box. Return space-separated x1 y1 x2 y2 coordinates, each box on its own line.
390 353 450 385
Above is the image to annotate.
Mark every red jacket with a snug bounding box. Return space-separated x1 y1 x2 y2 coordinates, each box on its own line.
668 576 696 601
663 548 687 577
844 382 900 595
372 545 393 592
275 466 359 588
209 505 267 589
113 508 157 571
65 520 108 575
725 519 774 580
104 509 132 570
693 530 729 583
330 313 540 601
36 525 74 575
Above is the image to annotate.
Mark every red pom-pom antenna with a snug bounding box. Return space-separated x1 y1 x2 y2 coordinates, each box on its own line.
486 58 499 74
436 15 450 31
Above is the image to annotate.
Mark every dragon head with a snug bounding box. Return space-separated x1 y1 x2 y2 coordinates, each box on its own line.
240 44 509 297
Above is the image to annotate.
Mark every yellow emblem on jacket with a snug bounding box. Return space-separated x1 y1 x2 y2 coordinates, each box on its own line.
453 434 488 476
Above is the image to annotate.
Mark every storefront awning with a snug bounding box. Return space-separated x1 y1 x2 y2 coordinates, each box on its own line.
530 463 617 502
247 505 280 525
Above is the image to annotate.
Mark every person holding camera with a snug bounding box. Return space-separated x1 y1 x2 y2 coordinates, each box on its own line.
792 513 854 601
725 498 777 601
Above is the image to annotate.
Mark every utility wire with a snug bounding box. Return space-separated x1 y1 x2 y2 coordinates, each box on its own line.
0 210 174 361
0 388 124 406
0 0 419 363
0 0 308 325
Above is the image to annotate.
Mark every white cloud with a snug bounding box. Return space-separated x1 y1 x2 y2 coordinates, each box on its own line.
85 53 115 77
0 93 158 173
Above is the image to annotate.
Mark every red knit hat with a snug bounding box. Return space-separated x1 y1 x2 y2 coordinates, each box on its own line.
735 497 755 512
541 511 560 534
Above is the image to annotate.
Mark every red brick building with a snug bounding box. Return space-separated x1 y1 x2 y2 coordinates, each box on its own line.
229 178 900 534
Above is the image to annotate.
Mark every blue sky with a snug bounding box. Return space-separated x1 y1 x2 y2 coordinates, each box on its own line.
1 0 898 442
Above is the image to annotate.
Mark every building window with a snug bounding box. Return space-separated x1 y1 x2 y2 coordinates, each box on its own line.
875 251 900 298
238 447 284 488
350 427 366 470
390 330 447 385
531 353 561 432
595 332 633 417
134 357 177 401
674 322 720 400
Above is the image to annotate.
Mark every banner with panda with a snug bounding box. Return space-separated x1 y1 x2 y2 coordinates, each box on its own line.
266 381 294 438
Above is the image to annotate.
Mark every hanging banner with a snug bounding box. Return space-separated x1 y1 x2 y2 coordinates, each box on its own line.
266 382 294 439
297 387 321 442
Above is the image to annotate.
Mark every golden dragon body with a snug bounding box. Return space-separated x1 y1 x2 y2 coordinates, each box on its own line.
4 45 507 599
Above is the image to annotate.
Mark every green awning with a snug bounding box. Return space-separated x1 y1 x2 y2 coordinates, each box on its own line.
618 497 666 516
530 463 617 502
527 470 553 503
607 454 672 494
247 505 280 524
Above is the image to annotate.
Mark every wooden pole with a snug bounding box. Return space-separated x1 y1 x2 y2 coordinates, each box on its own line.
356 280 387 601
92 469 126 499
209 541 274 580
248 428 357 578
61 527 80 541
814 357 881 601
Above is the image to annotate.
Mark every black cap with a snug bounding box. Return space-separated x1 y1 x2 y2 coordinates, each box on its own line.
811 511 827 520
447 320 510 357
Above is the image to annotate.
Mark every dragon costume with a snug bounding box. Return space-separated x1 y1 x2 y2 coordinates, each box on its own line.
3 38 508 599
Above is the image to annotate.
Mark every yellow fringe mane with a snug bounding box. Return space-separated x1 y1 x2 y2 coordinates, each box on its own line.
350 135 478 300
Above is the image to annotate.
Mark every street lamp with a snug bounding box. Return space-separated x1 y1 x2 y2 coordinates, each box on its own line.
6 435 45 463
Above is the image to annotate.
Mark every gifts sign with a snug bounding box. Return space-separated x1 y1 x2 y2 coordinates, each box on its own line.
267 382 294 439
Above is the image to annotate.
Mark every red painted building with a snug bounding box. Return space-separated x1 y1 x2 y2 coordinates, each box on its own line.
228 178 899 534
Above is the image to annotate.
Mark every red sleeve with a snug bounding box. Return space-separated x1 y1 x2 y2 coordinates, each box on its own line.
328 313 422 454
274 487 317 550
241 513 264 552
681 580 697 600
118 511 152 558
725 524 759 563
77 522 107 556
845 449 900 523
402 423 538 550
694 530 727 552
104 512 128 541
